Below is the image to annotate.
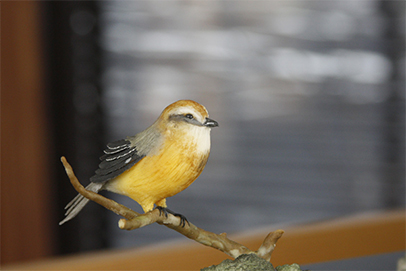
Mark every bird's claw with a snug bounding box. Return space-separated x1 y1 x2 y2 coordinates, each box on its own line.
155 206 189 227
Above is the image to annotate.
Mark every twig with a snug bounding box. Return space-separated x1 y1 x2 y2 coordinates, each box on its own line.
257 230 285 261
61 156 284 261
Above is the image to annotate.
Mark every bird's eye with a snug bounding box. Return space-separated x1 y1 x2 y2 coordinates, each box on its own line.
185 114 194 119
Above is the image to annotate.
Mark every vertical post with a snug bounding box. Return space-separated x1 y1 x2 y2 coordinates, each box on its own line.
1 1 54 264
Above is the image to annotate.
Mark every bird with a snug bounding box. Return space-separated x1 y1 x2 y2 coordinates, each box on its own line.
60 100 218 226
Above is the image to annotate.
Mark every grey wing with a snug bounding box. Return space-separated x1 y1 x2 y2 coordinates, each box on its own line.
90 138 145 183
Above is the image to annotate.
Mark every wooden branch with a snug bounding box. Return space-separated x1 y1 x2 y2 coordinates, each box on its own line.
61 156 284 261
256 230 285 261
61 156 138 220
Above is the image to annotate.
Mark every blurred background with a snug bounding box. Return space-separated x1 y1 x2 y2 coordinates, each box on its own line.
2 0 405 266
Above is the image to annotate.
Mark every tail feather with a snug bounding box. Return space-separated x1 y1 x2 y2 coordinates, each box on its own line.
64 193 82 210
59 182 103 225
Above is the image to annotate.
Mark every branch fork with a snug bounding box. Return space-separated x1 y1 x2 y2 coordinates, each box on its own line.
61 156 284 261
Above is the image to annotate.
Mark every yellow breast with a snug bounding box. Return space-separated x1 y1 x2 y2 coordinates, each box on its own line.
107 131 210 213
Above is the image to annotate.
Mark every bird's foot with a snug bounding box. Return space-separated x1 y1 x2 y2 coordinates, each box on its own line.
155 206 189 227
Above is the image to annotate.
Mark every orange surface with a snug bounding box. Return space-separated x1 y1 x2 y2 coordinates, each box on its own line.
3 209 405 270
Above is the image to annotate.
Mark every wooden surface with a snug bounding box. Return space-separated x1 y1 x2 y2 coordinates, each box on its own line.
3 209 405 270
1 1 54 264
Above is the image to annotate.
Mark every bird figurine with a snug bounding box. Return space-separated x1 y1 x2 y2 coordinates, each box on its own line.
60 100 218 226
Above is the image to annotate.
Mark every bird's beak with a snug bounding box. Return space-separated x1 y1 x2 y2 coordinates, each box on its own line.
204 117 219 128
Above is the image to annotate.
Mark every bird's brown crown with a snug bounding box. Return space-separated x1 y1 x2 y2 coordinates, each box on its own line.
159 100 209 123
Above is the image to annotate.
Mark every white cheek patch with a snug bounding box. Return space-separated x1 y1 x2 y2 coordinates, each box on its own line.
188 126 211 154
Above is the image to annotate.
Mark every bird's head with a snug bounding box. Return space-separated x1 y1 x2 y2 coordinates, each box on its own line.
157 100 218 131
127 100 218 157
152 100 218 154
